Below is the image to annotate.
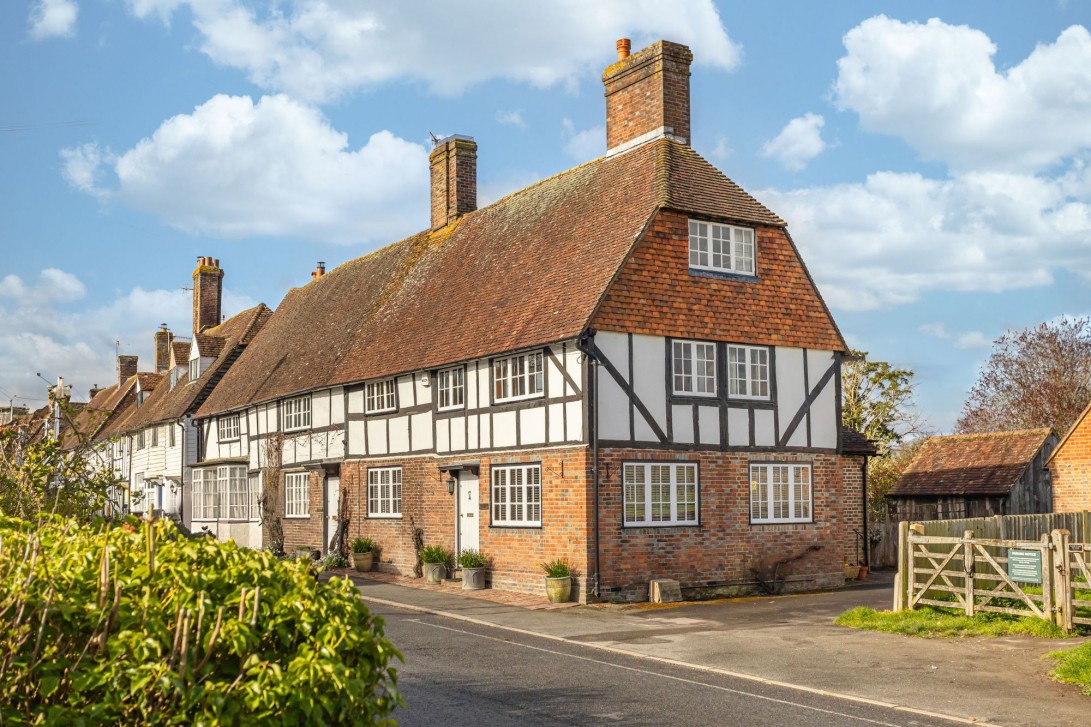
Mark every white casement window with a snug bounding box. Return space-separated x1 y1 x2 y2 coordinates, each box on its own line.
218 465 249 520
169 425 176 448
750 463 812 524
151 427 158 447
133 472 145 513
189 358 200 382
728 345 770 399
672 340 716 396
283 396 311 431
136 430 145 450
191 469 216 520
365 379 397 414
144 478 158 513
218 414 241 441
437 367 465 411
248 472 262 520
622 462 698 527
491 464 542 527
688 219 756 276
367 467 403 518
285 472 310 518
493 351 544 402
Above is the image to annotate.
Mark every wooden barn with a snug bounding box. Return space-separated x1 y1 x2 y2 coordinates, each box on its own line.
889 429 1057 521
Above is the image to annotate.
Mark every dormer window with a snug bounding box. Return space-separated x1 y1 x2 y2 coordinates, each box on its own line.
688 220 755 276
189 358 200 382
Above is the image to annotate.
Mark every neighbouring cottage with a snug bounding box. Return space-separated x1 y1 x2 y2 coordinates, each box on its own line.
191 38 869 602
1047 401 1091 511
888 429 1057 521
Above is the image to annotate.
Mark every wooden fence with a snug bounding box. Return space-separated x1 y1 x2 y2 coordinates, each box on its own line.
893 521 1091 632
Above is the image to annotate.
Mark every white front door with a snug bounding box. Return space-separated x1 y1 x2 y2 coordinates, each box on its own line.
457 472 480 554
325 475 340 554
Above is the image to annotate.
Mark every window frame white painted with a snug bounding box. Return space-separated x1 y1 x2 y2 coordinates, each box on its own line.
365 379 397 414
285 472 310 518
672 340 717 397
150 426 158 447
437 366 466 411
493 351 545 403
367 467 403 519
750 463 813 524
727 345 771 400
217 413 241 442
622 462 699 527
491 463 542 527
136 430 145 450
217 465 250 521
133 472 146 513
283 395 312 432
688 219 756 276
168 424 176 448
188 358 200 382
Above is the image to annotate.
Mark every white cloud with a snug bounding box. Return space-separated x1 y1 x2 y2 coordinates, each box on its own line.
0 269 255 406
496 110 526 128
918 322 992 349
561 118 605 161
61 94 429 245
28 0 78 40
710 135 733 161
757 165 1091 311
760 113 827 171
125 0 741 103
834 16 1091 173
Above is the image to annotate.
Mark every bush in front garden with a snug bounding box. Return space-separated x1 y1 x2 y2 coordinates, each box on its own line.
0 514 401 725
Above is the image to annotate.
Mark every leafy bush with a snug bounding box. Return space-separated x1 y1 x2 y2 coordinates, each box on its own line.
0 514 402 725
320 553 350 569
418 544 451 565
351 537 378 554
457 549 489 569
540 558 574 578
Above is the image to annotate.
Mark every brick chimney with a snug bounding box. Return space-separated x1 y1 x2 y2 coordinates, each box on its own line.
154 323 173 373
429 135 477 230
118 355 138 386
603 39 693 153
192 256 223 334
311 261 326 281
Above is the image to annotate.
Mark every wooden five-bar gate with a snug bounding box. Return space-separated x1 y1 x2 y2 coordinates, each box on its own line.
894 521 1091 632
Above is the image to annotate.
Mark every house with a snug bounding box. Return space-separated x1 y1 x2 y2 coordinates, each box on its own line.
191 38 868 602
99 258 272 523
889 429 1057 520
1047 401 1091 511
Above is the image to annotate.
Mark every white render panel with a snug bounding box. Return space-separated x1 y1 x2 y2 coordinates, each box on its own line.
389 416 410 453
812 376 838 449
347 420 366 456
698 406 719 445
631 333 666 437
789 416 809 448
397 376 415 408
520 407 546 445
450 417 466 451
597 332 629 380
411 413 432 451
754 409 775 446
313 392 331 428
466 414 479 450
633 415 657 442
807 349 835 386
347 389 364 414
728 408 749 446
329 428 345 459
598 367 629 441
467 363 480 409
776 347 806 432
565 401 582 441
492 411 516 448
436 418 451 453
366 419 388 455
330 387 346 424
547 345 565 396
548 403 565 442
477 365 490 406
480 412 491 449
672 404 693 444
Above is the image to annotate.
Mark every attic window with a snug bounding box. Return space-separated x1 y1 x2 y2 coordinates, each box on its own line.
189 358 200 382
365 379 397 414
688 220 755 276
218 414 241 442
283 395 311 431
493 351 544 403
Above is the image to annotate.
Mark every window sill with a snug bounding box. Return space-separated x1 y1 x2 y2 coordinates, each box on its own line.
367 514 403 520
437 404 466 413
494 393 545 405
622 522 700 529
671 391 717 399
688 267 758 282
283 426 311 433
750 520 814 528
284 514 311 520
490 523 543 529
365 408 398 416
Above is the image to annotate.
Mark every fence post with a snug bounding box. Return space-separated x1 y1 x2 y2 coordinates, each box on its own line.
1041 533 1053 624
1051 529 1073 633
963 529 975 616
894 520 910 611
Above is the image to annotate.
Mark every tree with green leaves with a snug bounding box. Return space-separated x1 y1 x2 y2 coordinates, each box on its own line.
956 317 1091 436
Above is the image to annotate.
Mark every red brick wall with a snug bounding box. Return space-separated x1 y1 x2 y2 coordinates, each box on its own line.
279 468 326 554
603 41 692 150
596 448 859 601
429 137 477 229
1050 415 1091 511
192 257 223 334
592 209 845 351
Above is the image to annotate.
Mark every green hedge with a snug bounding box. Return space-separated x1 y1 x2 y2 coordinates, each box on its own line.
0 515 401 725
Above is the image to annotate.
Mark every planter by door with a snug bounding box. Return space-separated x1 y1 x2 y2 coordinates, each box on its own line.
843 565 861 580
423 562 446 585
462 567 486 590
352 552 374 572
545 575 572 603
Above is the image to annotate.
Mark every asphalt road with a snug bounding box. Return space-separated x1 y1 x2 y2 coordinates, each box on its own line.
374 601 974 727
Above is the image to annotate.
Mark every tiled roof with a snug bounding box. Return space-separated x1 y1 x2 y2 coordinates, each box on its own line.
890 428 1054 497
170 340 190 368
114 305 272 431
197 137 836 417
194 334 227 360
841 427 878 455
60 379 140 447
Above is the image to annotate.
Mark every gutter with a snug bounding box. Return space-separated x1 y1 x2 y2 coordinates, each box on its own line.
576 328 601 599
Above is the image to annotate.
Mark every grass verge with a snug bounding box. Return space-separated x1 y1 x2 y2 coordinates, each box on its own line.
1047 642 1091 695
835 605 1069 638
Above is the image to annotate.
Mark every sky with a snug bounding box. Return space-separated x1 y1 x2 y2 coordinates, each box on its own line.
2 0 1090 433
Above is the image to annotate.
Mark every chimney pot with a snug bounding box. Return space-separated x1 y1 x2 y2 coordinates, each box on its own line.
617 38 631 60
429 135 478 230
311 261 326 281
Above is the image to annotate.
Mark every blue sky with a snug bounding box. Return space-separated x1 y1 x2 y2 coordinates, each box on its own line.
2 1 1090 433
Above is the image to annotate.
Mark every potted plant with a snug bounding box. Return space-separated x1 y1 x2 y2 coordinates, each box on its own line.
541 558 574 603
419 545 451 584
457 549 490 590
351 537 377 572
843 562 861 580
